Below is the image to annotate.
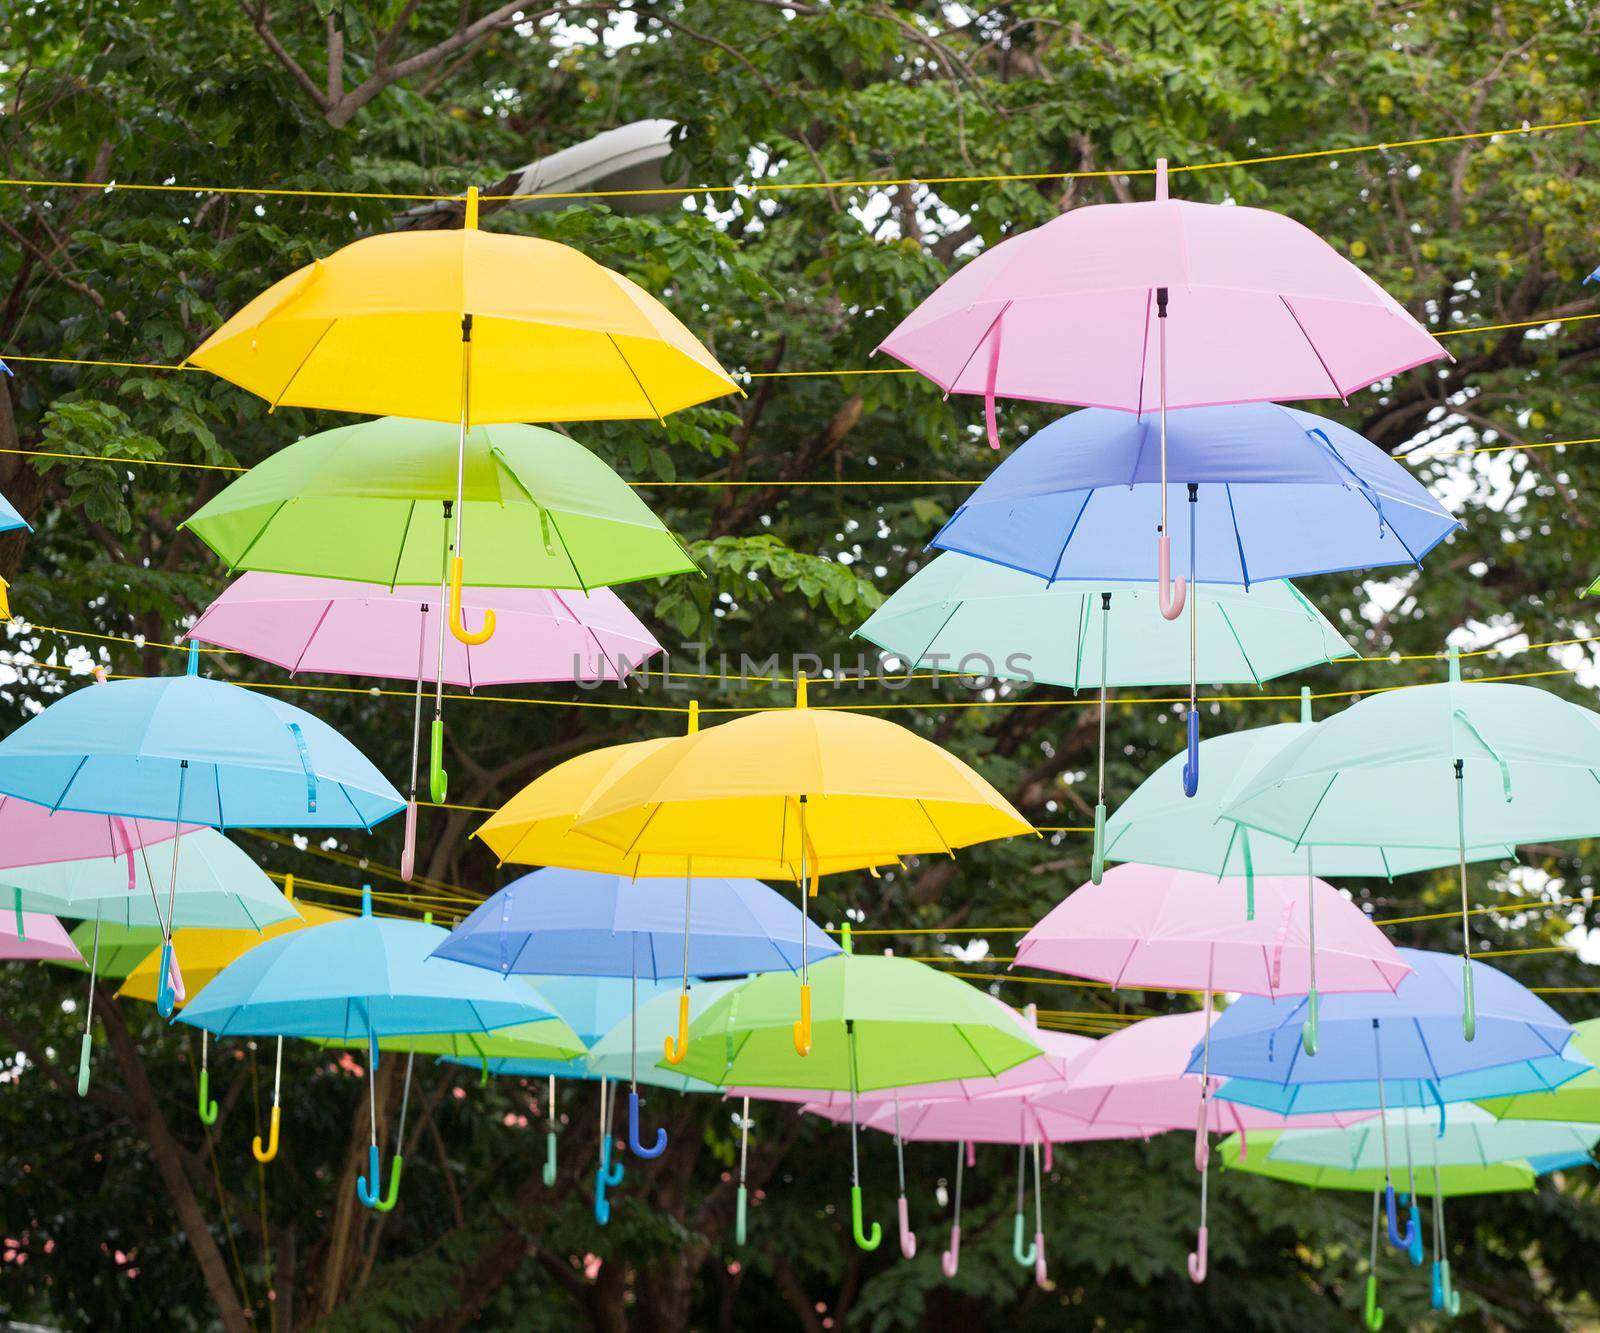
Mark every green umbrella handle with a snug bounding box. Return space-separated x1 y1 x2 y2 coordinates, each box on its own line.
850 1184 881 1252
1441 1261 1460 1316
735 1184 748 1246
1364 1275 1384 1330
1461 960 1476 1041
1012 1212 1036 1267
197 1067 219 1126
76 1031 92 1097
1301 988 1319 1056
429 719 448 804
1090 803 1106 884
372 1155 404 1213
12 886 22 940
543 1130 558 1188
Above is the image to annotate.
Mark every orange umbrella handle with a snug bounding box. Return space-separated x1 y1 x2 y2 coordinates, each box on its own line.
792 984 812 1057
448 556 495 645
663 992 690 1065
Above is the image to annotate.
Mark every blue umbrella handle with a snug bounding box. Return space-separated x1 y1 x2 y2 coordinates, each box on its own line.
156 941 177 1019
1407 1203 1423 1265
1011 1212 1036 1267
1300 988 1319 1056
594 1166 612 1225
1090 802 1106 884
627 1090 666 1158
1385 1185 1415 1250
543 1130 558 1188
600 1136 624 1188
429 719 448 804
1431 1260 1444 1310
1182 709 1200 797
851 1184 881 1252
356 1144 383 1208
1365 1275 1385 1330
735 1183 749 1246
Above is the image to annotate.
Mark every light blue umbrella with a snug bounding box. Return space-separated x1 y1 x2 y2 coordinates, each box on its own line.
181 886 555 1210
0 488 29 535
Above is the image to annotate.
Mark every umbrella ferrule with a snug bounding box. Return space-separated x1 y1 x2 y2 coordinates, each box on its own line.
1156 287 1169 318
461 312 473 342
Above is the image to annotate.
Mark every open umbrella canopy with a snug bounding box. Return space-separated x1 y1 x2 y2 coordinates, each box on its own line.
805 1091 1153 1145
431 867 842 979
0 796 192 869
56 923 163 977
664 952 1041 1093
1261 1104 1599 1171
928 403 1458 587
186 197 738 425
0 649 403 829
190 573 661 687
182 417 697 592
522 973 681 1048
0 487 30 535
0 829 299 930
1015 863 1411 998
1478 1019 1600 1122
856 557 1355 688
1219 1133 1536 1196
1200 949 1586 1114
319 1017 587 1064
0 912 81 963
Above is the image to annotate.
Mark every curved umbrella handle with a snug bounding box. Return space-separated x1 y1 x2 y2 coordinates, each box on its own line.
628 1090 667 1159
77 1032 93 1097
1365 1275 1385 1330
198 1068 219 1126
356 1144 383 1209
792 984 812 1057
372 1155 404 1213
1385 1185 1416 1251
600 1137 624 1188
850 1184 881 1252
1407 1202 1424 1266
663 993 690 1066
448 556 495 645
735 1183 748 1246
429 720 448 805
897 1195 916 1259
1301 988 1319 1057
478 1053 490 1089
1034 1233 1048 1288
156 941 177 1019
594 1166 612 1225
1187 1224 1207 1284
252 1105 281 1163
1182 709 1200 797
1461 959 1476 1042
1090 802 1107 884
1441 1261 1461 1316
1011 1212 1036 1267
941 1224 960 1278
543 1130 558 1188
400 800 418 883
1157 535 1187 620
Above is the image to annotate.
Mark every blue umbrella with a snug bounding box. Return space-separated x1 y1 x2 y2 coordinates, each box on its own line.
182 886 555 1209
929 403 1459 792
1194 948 1582 1248
433 868 840 1160
0 488 30 536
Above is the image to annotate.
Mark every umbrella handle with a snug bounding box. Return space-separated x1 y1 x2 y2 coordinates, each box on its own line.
1186 1225 1207 1284
1431 1260 1444 1310
1461 960 1476 1041
448 556 495 645
897 1194 916 1259
1034 1232 1048 1288
594 1167 612 1225
197 1068 219 1126
1365 1275 1385 1330
1011 1212 1036 1267
1182 709 1200 797
600 1135 624 1188
1157 535 1187 620
792 984 812 1057
1442 1261 1461 1316
372 1155 404 1212
851 1184 881 1252
478 1053 490 1088
1385 1185 1415 1251
1300 989 1319 1057
1090 802 1106 884
1407 1202 1424 1266
663 993 690 1065
429 721 448 805
77 1031 93 1097
252 1105 281 1163
543 1130 558 1188
735 1183 749 1246
156 941 177 1019
627 1090 667 1159
356 1144 383 1209
400 800 417 882
941 1224 960 1278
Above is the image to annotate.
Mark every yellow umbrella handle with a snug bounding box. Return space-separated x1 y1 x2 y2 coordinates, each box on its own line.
448 557 495 645
253 1105 281 1163
792 983 812 1057
663 992 690 1065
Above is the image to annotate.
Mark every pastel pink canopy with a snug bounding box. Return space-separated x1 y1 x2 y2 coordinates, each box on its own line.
803 1090 1155 1146
0 912 82 964
1015 863 1411 997
0 795 190 871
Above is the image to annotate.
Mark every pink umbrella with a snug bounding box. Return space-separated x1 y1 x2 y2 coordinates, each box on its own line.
876 159 1447 614
0 911 82 963
190 573 662 878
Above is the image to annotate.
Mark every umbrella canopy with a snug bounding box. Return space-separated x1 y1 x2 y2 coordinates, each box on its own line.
1262 1104 1599 1172
1219 1133 1536 1196
190 572 661 687
1478 1019 1600 1122
0 795 192 869
0 488 30 535
876 163 1445 416
808 1092 1151 1145
0 912 81 963
524 973 681 1048
856 557 1356 688
319 1017 587 1064
1015 863 1410 999
431 867 842 979
182 417 696 592
186 193 738 425
0 829 299 930
929 403 1457 587
57 923 163 977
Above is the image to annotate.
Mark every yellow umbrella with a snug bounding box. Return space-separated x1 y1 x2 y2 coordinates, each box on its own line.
187 186 738 647
572 679 1033 1056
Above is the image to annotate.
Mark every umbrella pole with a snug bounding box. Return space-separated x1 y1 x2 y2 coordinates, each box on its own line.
372 1050 411 1212
402 609 427 882
1455 758 1475 1040
1181 483 1201 796
77 904 101 1096
356 1024 384 1208
1153 168 1184 625
1401 1112 1422 1266
893 1093 916 1259
1091 592 1111 884
1366 1186 1386 1330
1031 1140 1047 1288
1196 947 1214 1171
847 1021 880 1251
1301 851 1319 1056
543 1076 558 1188
793 795 812 1057
735 1096 752 1246
429 505 452 805
1432 1136 1459 1314
252 1037 282 1163
631 930 667 1156
1372 1020 1414 1251
1011 1141 1035 1266
941 1141 963 1278
156 762 189 1019
445 300 495 650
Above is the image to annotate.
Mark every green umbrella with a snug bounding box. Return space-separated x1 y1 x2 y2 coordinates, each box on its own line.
183 415 694 828
667 929 1039 1251
317 1016 587 1076
54 923 164 977
857 555 1356 881
1224 646 1600 1041
1479 1018 1600 1121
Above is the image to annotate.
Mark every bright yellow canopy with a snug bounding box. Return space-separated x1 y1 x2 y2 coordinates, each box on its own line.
186 191 739 425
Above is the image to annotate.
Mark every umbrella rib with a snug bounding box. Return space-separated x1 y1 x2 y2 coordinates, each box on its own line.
1222 485 1251 589
945 299 1014 394
604 333 664 423
269 318 339 412
388 501 418 593
1135 288 1154 418
1214 603 1260 687
290 601 337 676
48 755 90 814
227 499 294 574
1046 491 1095 585
1288 774 1339 851
1277 297 1346 400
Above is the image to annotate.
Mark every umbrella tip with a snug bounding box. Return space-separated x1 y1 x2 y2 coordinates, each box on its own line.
841 921 852 953
1155 158 1169 202
1446 644 1461 683
687 698 699 735
464 185 479 230
185 641 200 676
796 674 808 709
1299 685 1312 725
283 872 295 903
361 883 373 917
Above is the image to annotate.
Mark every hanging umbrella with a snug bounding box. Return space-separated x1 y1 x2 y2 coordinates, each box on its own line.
1262 1104 1599 1174
1223 646 1600 1036
431 867 839 1160
180 886 556 1204
56 923 164 977
664 936 1040 1253
0 641 401 1095
857 557 1356 878
576 679 1033 1053
925 402 1456 794
1477 1018 1600 1122
0 487 29 535
0 912 81 963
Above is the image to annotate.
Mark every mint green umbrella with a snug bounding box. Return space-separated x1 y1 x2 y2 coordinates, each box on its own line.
858 554 1355 881
1479 1019 1600 1122
1225 646 1600 1041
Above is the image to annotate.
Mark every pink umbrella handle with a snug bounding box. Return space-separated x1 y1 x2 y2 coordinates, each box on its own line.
898 1195 916 1259
965 1141 976 1169
400 800 418 883
169 949 186 1005
1188 1225 1208 1283
1158 535 1187 619
941 1224 960 1278
983 308 1005 450
1034 1234 1048 1289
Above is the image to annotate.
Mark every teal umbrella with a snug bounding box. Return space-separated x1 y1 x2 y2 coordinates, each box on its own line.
1225 646 1600 1040
858 554 1355 881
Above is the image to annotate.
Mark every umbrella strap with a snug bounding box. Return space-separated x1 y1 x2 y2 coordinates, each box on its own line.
952 1142 964 1227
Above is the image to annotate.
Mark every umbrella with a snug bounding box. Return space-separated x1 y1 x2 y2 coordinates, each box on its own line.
57 923 163 977
1223 645 1600 1036
926 402 1456 794
0 912 81 963
183 416 691 828
856 556 1356 878
665 935 1040 1252
181 886 556 1204
1478 1018 1600 1122
0 487 28 536
1263 1104 1599 1174
431 867 840 1160
576 678 1033 1053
